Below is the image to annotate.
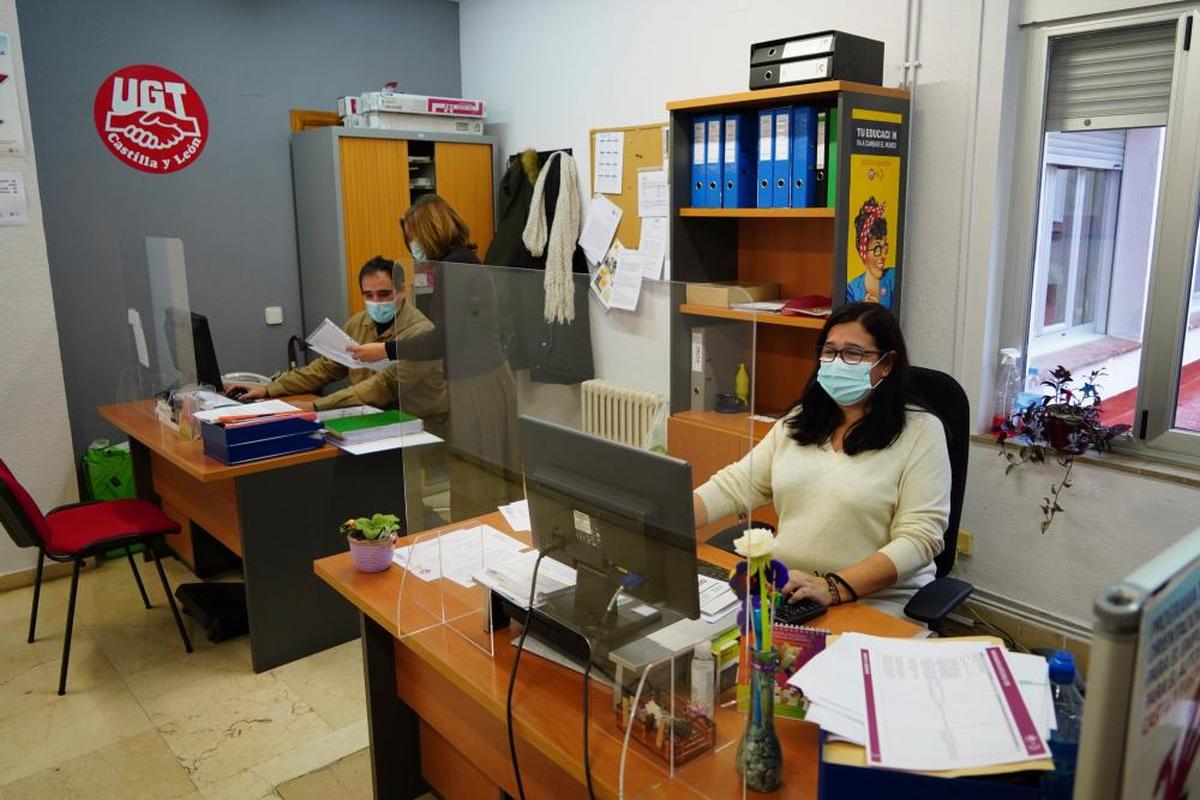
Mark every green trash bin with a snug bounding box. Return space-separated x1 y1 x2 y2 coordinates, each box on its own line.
82 440 141 559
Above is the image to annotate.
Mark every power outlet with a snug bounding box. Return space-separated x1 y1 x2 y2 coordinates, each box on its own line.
957 529 974 557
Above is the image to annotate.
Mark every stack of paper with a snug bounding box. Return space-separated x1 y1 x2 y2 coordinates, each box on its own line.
790 633 1055 772
305 318 391 372
697 574 739 623
473 548 578 607
391 524 527 587
324 409 423 444
497 499 531 532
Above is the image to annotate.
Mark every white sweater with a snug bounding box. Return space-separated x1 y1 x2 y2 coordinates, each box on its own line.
695 410 951 608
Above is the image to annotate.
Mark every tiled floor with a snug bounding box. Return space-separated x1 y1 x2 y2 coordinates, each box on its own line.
0 555 372 799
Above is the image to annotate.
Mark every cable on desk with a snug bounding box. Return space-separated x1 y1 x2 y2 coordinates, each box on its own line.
506 549 549 800
582 639 596 800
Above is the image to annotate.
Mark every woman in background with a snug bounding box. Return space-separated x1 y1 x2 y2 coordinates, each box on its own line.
350 195 521 520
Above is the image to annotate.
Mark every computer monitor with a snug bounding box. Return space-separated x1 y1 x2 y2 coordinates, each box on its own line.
163 308 223 391
519 415 700 646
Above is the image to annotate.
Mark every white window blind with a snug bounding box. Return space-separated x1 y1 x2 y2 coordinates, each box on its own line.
1045 20 1178 133
1044 130 1127 169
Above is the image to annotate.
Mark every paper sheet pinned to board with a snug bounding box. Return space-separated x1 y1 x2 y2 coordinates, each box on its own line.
0 171 28 226
579 194 622 265
638 217 668 280
637 168 668 218
594 131 624 194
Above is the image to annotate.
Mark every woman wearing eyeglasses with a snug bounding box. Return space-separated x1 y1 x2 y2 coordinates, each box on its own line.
692 302 950 616
845 196 895 308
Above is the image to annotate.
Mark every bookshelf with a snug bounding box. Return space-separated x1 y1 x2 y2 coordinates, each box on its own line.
666 81 911 416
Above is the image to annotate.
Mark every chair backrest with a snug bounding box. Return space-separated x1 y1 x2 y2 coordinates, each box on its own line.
908 367 970 578
0 457 51 550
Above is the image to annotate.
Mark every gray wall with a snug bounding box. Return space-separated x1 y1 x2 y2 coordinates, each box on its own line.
18 0 462 456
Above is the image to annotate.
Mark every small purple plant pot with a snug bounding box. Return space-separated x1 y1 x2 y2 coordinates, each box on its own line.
348 534 396 573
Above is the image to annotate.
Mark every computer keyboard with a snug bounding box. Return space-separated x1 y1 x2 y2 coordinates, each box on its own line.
697 559 732 582
775 596 827 626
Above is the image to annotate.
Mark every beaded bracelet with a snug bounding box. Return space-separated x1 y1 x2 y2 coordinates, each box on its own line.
828 572 860 602
824 574 842 606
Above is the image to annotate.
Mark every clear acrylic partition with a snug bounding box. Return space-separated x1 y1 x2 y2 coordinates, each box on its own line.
386 262 767 796
116 236 210 437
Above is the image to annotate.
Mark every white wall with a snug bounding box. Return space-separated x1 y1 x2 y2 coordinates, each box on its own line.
0 0 78 575
460 0 1200 626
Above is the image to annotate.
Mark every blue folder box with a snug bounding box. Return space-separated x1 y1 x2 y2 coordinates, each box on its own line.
817 733 1043 799
201 418 324 465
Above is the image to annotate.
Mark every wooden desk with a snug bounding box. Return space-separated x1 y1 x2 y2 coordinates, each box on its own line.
100 399 419 671
315 512 919 799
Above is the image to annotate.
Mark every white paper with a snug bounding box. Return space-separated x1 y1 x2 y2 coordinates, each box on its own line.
392 524 526 586
579 194 623 265
316 405 383 422
127 308 150 368
474 548 577 608
790 634 1054 769
608 247 648 311
193 399 300 423
332 430 443 455
637 169 669 218
498 499 531 532
638 217 668 280
306 318 391 372
0 35 26 155
0 171 28 226
594 131 624 195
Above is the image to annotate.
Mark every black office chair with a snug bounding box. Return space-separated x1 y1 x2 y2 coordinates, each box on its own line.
903 366 974 634
705 366 973 634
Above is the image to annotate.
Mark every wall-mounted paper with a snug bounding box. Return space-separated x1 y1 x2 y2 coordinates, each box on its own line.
594 131 624 195
579 193 623 265
0 171 28 226
0 34 26 155
637 168 668 218
638 217 668 280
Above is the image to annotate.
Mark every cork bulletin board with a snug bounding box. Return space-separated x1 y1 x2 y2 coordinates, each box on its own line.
588 122 669 249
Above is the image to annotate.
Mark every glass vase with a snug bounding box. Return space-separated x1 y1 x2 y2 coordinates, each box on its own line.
736 647 783 792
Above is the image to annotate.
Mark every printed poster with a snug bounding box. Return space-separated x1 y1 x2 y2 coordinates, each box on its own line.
844 108 903 310
1123 558 1200 800
0 33 26 155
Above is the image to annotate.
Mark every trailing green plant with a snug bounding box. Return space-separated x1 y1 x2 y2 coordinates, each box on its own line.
995 365 1131 533
339 513 401 541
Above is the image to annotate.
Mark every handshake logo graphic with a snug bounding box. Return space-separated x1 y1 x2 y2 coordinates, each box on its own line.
94 65 208 174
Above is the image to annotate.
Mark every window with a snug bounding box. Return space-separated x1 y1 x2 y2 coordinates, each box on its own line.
1006 9 1200 462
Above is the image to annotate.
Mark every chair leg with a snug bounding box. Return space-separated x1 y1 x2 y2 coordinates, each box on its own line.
58 559 82 696
126 547 152 609
27 550 45 644
150 541 193 654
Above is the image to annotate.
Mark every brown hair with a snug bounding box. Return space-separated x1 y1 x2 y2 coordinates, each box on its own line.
400 195 474 261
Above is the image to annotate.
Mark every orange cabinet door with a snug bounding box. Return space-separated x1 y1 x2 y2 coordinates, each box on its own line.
339 137 411 316
434 142 495 258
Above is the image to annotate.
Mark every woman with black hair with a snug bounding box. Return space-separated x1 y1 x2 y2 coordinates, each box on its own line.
693 302 950 615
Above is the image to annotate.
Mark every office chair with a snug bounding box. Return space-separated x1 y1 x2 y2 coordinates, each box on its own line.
704 367 973 634
903 366 974 634
0 457 193 695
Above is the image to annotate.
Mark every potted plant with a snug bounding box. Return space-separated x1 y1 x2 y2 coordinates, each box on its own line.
341 513 401 572
996 366 1131 533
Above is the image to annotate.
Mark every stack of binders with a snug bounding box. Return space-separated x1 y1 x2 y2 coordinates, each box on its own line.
748 31 884 90
690 106 834 210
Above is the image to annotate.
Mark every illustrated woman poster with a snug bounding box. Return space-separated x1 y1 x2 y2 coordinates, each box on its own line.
844 109 903 309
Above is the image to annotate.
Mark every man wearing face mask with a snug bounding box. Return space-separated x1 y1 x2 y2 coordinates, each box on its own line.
225 257 447 415
692 302 950 617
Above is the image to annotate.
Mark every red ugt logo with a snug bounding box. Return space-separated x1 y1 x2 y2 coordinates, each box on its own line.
93 64 208 174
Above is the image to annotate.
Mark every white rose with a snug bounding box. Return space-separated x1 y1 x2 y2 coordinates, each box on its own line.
732 527 776 558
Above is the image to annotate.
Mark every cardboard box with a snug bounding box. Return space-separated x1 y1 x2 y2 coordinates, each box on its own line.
344 111 484 136
336 95 360 118
685 282 779 308
358 91 485 118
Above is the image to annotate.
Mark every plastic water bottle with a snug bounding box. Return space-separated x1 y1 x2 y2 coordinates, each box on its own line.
690 642 715 718
991 348 1023 431
1043 651 1083 800
1015 367 1044 414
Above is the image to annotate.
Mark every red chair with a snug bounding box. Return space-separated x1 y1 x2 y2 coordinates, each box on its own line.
0 457 193 694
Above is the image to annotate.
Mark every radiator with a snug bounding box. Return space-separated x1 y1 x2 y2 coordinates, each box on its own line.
581 379 666 448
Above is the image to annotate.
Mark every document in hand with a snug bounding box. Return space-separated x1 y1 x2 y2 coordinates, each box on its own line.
306 318 391 372
790 633 1054 773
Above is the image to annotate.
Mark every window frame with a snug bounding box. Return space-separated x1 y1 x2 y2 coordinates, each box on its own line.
1002 5 1200 465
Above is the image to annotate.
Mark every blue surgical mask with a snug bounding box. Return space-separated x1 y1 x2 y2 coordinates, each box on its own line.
366 301 397 325
409 241 426 262
817 359 883 406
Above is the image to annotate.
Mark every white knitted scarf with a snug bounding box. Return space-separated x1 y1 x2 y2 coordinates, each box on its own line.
522 151 581 324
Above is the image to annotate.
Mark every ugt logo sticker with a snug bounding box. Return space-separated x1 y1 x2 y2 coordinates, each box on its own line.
93 64 208 174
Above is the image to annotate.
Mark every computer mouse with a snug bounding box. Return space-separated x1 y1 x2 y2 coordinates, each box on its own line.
226 387 249 402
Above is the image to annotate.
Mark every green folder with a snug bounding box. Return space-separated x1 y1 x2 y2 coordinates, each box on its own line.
324 409 417 436
826 107 839 208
